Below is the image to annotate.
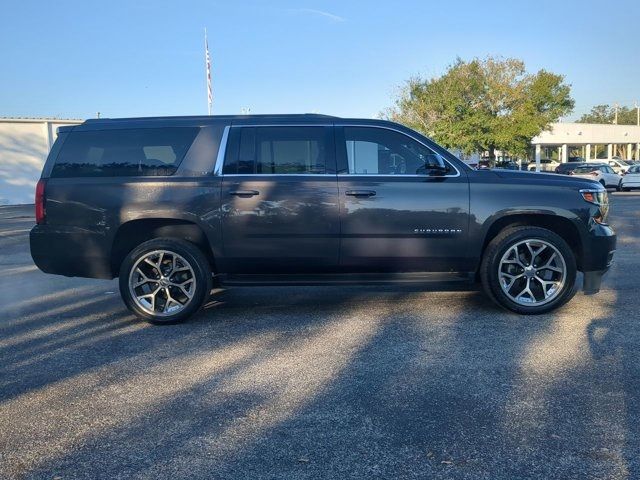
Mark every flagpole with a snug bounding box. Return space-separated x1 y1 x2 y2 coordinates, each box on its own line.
205 28 212 115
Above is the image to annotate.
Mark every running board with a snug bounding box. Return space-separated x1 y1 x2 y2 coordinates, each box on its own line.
218 272 475 287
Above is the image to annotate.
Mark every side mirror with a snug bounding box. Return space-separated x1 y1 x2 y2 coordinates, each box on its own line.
417 154 449 176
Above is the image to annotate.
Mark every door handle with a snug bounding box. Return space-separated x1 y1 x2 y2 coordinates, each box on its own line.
345 190 376 197
229 190 260 197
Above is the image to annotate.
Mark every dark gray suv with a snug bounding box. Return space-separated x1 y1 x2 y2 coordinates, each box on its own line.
30 114 616 323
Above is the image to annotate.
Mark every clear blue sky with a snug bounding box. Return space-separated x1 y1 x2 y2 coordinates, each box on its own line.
1 0 638 120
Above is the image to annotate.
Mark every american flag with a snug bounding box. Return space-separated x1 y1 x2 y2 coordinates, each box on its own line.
205 29 212 115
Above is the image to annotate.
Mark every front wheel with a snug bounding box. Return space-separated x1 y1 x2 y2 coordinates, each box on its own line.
119 238 212 324
480 227 577 314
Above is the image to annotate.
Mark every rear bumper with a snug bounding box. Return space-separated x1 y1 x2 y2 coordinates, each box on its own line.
580 223 616 294
30 224 114 279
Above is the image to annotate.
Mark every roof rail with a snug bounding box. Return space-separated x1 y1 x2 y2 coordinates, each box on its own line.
83 113 339 123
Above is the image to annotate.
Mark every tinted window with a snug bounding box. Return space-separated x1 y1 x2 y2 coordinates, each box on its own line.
224 127 329 174
573 166 597 174
342 127 448 175
51 127 199 177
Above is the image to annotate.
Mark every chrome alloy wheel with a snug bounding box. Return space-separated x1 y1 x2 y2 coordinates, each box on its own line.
128 250 196 316
498 239 567 306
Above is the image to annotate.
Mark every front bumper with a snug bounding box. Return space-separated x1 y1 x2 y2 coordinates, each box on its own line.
580 223 616 294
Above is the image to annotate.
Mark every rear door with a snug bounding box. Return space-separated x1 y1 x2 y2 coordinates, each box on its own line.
601 166 619 187
219 124 340 273
336 125 470 272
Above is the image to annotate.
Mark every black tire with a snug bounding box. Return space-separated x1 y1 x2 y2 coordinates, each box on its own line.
480 227 577 315
119 238 212 324
599 180 606 188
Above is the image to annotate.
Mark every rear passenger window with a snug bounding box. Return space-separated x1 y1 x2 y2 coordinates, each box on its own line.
51 127 199 177
223 127 330 174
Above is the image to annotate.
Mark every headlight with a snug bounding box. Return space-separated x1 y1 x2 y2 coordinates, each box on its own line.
580 188 609 224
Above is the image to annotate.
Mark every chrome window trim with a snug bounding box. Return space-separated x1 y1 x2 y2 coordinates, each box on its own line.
337 174 455 178
340 124 461 178
223 174 336 177
213 125 230 176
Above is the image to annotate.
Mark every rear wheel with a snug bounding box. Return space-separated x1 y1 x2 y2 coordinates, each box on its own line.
480 227 577 314
119 238 212 324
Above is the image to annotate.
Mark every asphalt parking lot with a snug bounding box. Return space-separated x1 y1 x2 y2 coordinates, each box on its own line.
1 193 639 480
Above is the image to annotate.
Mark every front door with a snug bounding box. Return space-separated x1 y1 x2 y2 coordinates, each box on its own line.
219 125 339 273
336 125 470 273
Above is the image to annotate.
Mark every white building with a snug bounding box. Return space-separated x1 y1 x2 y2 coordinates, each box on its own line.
532 122 640 165
0 118 82 204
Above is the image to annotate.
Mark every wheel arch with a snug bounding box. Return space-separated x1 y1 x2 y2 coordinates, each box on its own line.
479 213 584 272
110 218 216 276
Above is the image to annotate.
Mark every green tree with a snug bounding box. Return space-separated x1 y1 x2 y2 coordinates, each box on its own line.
577 104 638 125
386 57 574 164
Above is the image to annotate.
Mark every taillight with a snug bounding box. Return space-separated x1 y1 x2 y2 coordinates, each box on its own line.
35 179 46 224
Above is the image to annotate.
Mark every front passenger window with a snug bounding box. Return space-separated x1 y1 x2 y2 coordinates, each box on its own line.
342 127 449 175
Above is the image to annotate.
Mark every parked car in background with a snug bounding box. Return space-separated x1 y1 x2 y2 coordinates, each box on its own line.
570 164 622 189
519 161 531 171
528 158 560 172
494 160 520 170
555 162 604 175
620 164 640 191
602 158 632 174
